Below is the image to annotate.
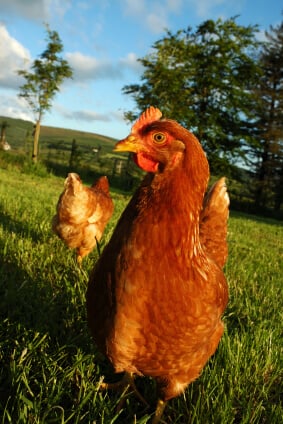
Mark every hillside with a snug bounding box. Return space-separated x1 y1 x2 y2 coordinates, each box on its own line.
0 115 142 190
1 116 282 217
0 115 117 151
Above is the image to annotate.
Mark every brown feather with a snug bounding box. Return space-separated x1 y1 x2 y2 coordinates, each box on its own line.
200 177 230 268
52 174 113 262
87 108 229 412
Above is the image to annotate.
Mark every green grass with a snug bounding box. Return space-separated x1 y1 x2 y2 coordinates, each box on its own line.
0 115 142 192
0 114 122 175
0 166 282 423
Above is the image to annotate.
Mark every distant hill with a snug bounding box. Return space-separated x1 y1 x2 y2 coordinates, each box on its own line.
0 115 136 188
0 116 117 152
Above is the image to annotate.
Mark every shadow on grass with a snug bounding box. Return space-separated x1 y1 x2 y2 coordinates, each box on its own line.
0 249 91 345
0 203 45 244
0 234 101 408
0 244 158 422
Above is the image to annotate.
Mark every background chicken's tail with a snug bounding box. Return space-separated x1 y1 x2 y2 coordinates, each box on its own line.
91 176 110 195
200 178 229 268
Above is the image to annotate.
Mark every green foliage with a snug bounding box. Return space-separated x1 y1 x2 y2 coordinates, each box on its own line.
0 166 282 423
68 139 82 170
252 21 283 210
0 116 142 192
1 114 282 215
0 151 50 178
17 24 73 163
123 17 262 173
18 24 73 119
123 16 283 212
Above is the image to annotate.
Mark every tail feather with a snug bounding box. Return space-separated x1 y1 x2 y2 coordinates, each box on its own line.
200 177 229 268
91 175 110 195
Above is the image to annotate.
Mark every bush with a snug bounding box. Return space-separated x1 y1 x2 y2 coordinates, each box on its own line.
0 151 51 178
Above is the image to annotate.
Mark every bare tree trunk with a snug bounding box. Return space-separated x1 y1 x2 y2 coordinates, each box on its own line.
0 121 8 143
0 128 5 143
32 120 41 163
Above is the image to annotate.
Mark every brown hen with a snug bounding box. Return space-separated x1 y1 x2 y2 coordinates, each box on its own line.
87 107 229 422
52 173 113 264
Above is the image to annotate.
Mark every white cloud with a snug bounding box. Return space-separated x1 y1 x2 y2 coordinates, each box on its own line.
0 0 71 21
123 0 146 16
0 93 33 121
146 12 168 33
0 24 31 89
119 52 143 73
66 51 142 82
111 109 125 122
50 0 72 19
66 51 123 81
256 29 268 42
188 0 227 18
55 103 125 124
165 0 183 13
122 0 173 33
121 0 186 33
61 108 111 122
0 0 49 21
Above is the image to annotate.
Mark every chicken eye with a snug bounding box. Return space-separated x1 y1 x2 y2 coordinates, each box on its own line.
152 132 166 144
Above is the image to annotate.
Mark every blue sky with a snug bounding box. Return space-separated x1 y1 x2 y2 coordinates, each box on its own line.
0 0 282 139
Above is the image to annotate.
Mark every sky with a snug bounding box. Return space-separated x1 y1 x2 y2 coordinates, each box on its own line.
0 0 282 140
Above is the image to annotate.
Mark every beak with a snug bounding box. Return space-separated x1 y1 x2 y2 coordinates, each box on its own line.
114 135 140 153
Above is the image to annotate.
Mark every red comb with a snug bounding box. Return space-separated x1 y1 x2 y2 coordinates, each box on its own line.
132 106 162 133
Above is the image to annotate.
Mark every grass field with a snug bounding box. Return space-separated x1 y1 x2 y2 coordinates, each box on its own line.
0 166 282 423
2 114 282 218
0 115 143 193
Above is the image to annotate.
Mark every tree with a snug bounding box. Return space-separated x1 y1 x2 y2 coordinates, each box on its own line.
69 139 81 170
18 25 73 163
123 18 261 174
253 21 283 210
0 120 9 143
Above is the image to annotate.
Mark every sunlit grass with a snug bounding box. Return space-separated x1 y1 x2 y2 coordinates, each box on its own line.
0 167 282 423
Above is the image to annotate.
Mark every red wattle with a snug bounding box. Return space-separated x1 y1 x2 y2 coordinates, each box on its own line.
133 153 159 173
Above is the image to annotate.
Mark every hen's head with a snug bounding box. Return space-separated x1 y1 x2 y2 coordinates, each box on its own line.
115 106 207 175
